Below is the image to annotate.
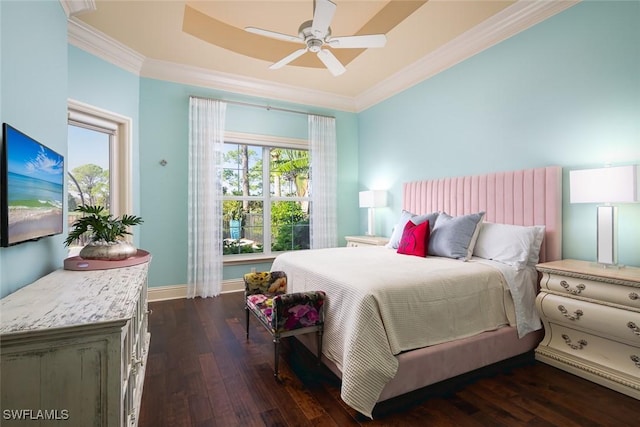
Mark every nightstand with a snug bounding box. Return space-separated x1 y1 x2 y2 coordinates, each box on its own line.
535 259 640 399
345 235 389 247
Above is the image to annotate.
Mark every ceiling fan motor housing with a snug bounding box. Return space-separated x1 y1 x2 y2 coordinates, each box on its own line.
299 20 330 52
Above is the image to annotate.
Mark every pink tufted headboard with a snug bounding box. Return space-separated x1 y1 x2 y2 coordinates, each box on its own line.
402 166 562 262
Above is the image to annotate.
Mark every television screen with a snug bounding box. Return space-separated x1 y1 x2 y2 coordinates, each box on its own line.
1 123 64 247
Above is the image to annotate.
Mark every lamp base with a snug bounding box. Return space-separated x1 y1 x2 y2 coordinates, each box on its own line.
590 262 626 270
596 205 618 266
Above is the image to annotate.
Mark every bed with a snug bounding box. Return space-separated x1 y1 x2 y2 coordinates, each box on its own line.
271 166 562 418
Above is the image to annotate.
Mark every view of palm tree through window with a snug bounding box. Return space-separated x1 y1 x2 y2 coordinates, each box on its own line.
222 143 310 255
67 124 110 247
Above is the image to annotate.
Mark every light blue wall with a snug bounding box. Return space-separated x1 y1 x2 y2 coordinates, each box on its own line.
358 1 640 267
139 78 359 287
0 1 68 298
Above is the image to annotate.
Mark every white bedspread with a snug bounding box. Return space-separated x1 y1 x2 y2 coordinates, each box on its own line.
271 247 532 418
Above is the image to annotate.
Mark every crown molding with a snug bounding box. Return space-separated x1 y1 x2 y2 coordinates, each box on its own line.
354 0 581 111
67 17 145 75
140 58 357 112
59 0 96 18
67 0 579 113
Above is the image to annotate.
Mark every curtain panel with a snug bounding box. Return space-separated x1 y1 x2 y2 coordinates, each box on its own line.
187 97 226 298
309 115 338 249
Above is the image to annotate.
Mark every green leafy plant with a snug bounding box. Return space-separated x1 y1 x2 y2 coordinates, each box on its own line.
64 205 143 247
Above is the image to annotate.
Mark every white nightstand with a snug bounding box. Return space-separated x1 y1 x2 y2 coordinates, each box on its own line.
345 235 389 247
535 259 640 399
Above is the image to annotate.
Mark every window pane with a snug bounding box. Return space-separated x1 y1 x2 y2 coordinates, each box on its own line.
222 144 262 196
271 201 310 251
67 124 110 247
223 201 264 255
270 148 310 197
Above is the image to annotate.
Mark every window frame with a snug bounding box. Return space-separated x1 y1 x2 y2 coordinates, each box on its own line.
222 131 309 265
67 99 133 218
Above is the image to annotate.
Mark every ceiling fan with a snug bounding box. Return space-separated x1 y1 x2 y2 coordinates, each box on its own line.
245 0 387 76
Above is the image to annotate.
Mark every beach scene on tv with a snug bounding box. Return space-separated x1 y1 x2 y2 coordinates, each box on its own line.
6 127 64 245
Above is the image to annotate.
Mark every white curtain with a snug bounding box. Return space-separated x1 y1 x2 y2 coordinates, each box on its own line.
187 97 226 298
309 115 338 248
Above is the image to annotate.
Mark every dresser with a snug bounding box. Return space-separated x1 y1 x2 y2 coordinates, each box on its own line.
535 259 640 399
0 262 150 426
345 235 389 247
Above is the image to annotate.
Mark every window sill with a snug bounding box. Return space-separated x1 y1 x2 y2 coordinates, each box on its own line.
223 254 277 266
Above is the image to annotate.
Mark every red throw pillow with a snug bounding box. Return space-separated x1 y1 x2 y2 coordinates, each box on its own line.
397 220 430 257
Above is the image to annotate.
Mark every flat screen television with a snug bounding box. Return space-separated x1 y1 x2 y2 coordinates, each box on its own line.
1 123 64 247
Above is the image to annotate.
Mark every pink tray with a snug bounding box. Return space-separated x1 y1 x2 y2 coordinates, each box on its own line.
64 249 151 271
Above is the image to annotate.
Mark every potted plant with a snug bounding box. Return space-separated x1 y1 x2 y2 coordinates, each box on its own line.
64 205 143 260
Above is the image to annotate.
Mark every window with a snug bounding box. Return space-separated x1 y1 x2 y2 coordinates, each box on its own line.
66 100 132 250
222 132 310 258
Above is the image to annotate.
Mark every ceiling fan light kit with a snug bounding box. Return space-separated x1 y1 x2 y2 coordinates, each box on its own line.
245 0 387 76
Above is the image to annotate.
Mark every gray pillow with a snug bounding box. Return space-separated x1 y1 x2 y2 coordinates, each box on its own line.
386 210 439 249
428 212 485 260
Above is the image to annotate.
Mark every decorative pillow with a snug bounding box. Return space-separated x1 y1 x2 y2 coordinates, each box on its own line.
386 210 438 249
473 222 546 269
397 220 430 257
428 212 485 260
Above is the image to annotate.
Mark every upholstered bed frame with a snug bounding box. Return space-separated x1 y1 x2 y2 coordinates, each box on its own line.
302 166 563 411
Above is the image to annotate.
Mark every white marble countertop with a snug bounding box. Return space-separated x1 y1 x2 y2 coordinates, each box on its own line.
1 263 149 335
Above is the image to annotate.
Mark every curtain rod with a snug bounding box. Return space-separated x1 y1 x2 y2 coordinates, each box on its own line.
189 95 335 119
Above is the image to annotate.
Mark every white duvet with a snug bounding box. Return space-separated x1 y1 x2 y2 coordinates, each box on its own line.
271 246 540 418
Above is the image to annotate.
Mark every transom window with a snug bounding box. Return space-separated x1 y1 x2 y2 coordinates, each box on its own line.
222 133 310 257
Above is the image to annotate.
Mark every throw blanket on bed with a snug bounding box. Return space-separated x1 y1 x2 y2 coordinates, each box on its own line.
272 247 517 418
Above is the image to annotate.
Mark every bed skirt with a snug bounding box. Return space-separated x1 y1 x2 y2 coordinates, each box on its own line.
296 326 543 404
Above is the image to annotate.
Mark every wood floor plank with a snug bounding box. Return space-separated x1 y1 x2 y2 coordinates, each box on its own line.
139 292 640 426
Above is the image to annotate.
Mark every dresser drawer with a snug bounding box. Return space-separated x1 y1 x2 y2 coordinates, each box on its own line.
545 323 640 378
538 293 640 345
542 272 640 309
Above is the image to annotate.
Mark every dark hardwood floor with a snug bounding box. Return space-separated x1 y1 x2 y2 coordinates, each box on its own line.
139 292 640 427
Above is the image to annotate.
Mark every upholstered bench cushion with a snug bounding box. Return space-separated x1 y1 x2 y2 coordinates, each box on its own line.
247 291 326 333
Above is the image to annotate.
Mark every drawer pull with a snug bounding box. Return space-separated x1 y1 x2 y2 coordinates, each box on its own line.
560 280 585 295
558 305 583 321
632 355 640 369
561 334 587 350
628 322 640 336
630 292 639 301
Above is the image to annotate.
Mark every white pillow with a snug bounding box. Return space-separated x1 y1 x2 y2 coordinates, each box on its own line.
386 210 438 249
528 225 546 266
428 212 485 261
473 222 545 269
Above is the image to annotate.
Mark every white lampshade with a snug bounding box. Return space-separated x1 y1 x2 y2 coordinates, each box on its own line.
569 164 638 266
570 165 638 204
359 190 388 208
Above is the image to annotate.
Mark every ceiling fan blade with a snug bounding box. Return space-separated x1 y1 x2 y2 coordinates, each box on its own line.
311 0 336 38
317 49 346 76
270 48 308 70
245 26 303 44
327 34 387 49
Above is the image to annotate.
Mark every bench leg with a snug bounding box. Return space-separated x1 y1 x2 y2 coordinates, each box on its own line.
245 306 250 340
316 329 323 366
273 335 281 380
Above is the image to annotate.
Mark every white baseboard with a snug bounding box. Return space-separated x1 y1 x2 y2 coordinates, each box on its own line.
148 278 244 302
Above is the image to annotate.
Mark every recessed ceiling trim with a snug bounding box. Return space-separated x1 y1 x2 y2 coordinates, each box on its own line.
59 0 96 18
67 0 580 113
355 0 581 111
68 18 145 75
141 58 357 112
